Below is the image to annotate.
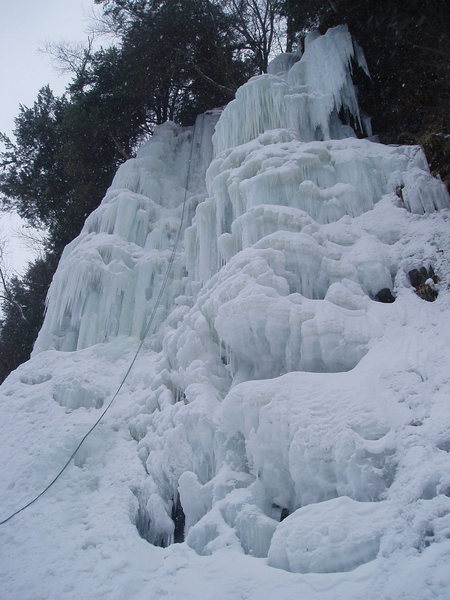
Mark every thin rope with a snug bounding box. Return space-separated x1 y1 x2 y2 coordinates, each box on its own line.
0 124 197 526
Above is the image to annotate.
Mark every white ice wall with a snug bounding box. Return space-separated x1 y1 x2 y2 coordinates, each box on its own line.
213 25 369 155
2 26 450 600
34 110 221 353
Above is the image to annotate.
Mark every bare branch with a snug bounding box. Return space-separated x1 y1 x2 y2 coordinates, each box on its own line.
223 0 286 72
41 35 95 80
0 292 29 324
0 241 30 324
108 132 131 160
12 227 46 258
192 65 237 95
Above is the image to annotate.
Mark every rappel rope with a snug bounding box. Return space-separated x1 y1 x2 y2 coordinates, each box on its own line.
0 124 197 526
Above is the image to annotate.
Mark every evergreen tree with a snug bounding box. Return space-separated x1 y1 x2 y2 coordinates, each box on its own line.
0 87 70 233
0 255 57 382
96 0 256 125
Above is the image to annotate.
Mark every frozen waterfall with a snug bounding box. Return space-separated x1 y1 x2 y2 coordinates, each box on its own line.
1 25 450 600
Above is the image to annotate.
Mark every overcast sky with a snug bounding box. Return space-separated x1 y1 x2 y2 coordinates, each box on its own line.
0 0 99 274
0 0 99 137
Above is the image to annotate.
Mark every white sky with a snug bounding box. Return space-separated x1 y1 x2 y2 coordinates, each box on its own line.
0 0 99 274
0 0 98 137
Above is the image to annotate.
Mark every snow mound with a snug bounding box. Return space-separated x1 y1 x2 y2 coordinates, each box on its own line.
268 496 394 573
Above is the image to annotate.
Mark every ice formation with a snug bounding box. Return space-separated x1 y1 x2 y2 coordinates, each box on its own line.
1 25 450 600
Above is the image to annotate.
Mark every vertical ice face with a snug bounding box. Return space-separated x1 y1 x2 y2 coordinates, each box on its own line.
34 111 221 353
190 136 447 286
3 26 450 596
213 25 368 155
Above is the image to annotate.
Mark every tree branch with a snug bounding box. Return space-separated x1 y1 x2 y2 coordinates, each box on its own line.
192 65 237 95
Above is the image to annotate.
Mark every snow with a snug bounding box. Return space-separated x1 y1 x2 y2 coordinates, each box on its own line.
268 496 394 573
1 25 450 600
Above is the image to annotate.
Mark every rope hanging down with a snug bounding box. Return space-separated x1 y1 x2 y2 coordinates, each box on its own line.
0 124 197 526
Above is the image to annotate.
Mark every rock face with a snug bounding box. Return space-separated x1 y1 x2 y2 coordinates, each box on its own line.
408 266 440 301
1 26 450 600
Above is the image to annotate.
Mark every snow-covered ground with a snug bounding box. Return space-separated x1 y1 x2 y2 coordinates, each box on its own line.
1 26 450 600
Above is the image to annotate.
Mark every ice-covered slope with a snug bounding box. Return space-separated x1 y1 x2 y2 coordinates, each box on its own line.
1 26 450 600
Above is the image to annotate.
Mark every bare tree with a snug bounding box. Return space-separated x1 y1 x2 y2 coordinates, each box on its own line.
223 0 286 72
42 35 96 87
0 239 29 324
13 226 46 259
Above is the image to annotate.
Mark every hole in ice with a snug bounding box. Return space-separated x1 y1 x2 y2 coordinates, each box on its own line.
271 504 290 522
351 424 390 441
98 246 112 265
175 388 187 403
369 452 396 492
422 528 435 548
52 380 104 410
280 507 290 521
337 106 362 136
420 479 439 500
226 432 251 475
415 525 435 551
128 421 148 443
171 494 186 543
395 184 405 206
131 486 185 547
20 373 52 385
344 446 397 501
437 440 450 453
132 487 154 544
131 486 174 547
373 288 395 303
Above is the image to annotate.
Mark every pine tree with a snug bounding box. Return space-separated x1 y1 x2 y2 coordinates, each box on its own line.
0 256 57 383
